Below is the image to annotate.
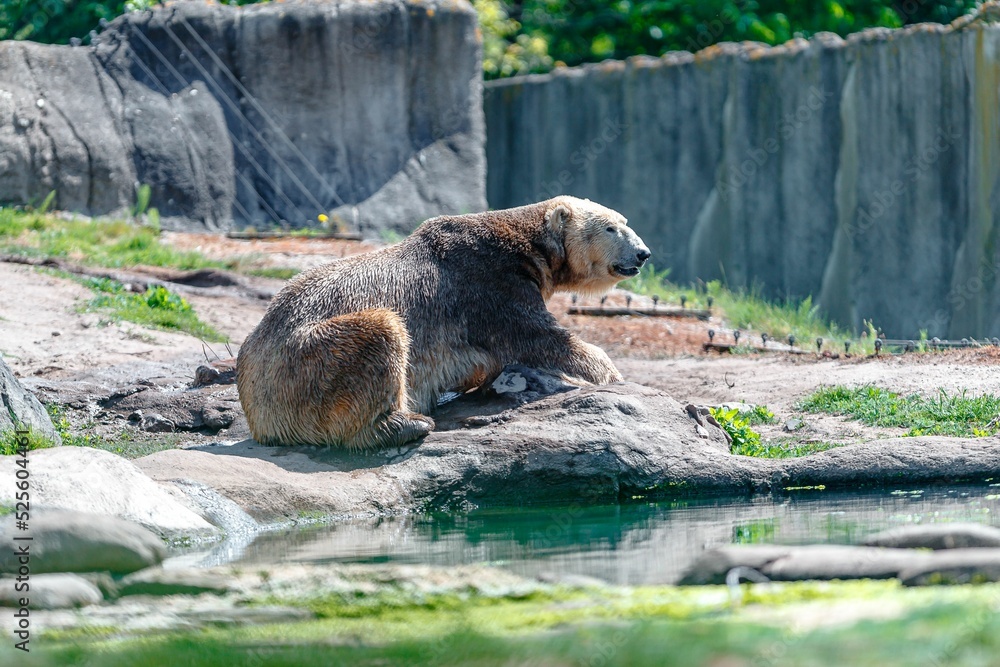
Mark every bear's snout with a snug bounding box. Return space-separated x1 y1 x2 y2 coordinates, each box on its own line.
636 248 651 265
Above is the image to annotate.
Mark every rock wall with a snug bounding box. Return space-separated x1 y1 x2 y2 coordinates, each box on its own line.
485 13 1000 339
0 0 486 235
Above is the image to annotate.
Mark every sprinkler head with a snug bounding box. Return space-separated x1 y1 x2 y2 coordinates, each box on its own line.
874 339 883 355
733 329 741 344
816 337 823 352
708 329 715 342
680 294 688 309
845 341 851 353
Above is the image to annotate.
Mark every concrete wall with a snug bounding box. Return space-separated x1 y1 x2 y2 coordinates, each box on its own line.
0 0 486 235
485 15 1000 339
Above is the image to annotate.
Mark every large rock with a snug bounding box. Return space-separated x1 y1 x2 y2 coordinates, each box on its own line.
0 510 165 575
0 447 218 541
863 523 1000 550
0 356 60 445
0 0 486 234
118 568 237 597
679 544 936 585
0 573 102 609
135 372 1000 522
485 6 1000 339
681 544 1000 586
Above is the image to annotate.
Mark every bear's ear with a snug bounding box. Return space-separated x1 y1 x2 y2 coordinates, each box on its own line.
544 204 571 234
540 203 570 266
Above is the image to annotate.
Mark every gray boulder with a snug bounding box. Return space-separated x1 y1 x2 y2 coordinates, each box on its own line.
899 550 1000 586
134 369 1000 521
118 568 237 597
863 523 1000 550
0 356 60 445
0 448 219 541
681 544 1000 586
678 544 935 585
0 510 165 575
0 0 486 234
0 573 102 609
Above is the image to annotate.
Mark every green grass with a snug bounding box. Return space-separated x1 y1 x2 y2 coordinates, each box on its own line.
14 582 1000 667
0 208 299 278
0 208 222 270
1 404 183 459
750 438 842 458
622 264 869 351
799 386 1000 438
0 426 57 455
80 278 227 342
237 266 300 280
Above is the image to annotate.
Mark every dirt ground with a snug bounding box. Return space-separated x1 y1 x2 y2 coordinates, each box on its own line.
1 232 998 450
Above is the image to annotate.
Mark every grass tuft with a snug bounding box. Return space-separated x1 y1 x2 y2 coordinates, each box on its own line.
0 428 57 456
799 386 1000 437
80 279 226 342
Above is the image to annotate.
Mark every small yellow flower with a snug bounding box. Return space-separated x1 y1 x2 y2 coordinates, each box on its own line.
318 214 329 223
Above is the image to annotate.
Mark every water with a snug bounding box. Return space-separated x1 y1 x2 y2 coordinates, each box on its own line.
198 484 1000 585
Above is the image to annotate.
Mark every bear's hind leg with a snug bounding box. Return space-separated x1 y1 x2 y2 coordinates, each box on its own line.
307 309 434 449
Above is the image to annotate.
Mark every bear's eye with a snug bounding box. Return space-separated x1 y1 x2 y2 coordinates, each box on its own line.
605 226 616 234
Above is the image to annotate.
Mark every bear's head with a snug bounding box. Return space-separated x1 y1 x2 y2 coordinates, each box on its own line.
544 196 651 295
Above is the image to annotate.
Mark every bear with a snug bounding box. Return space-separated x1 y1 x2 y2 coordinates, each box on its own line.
236 196 651 449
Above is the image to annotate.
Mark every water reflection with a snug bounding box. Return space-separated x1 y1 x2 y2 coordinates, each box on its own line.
220 484 1000 584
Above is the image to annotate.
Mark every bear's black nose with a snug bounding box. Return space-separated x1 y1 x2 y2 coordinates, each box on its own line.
636 249 651 264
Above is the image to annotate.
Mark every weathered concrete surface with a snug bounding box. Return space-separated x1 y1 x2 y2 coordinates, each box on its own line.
485 6 1000 339
680 544 1000 586
0 355 60 443
0 0 485 234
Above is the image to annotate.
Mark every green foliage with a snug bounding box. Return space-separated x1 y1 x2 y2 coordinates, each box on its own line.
799 386 1000 437
475 0 553 79
711 405 836 458
743 404 777 425
515 0 978 71
0 427 56 456
3 1 977 76
710 406 762 455
0 0 125 43
83 279 227 341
